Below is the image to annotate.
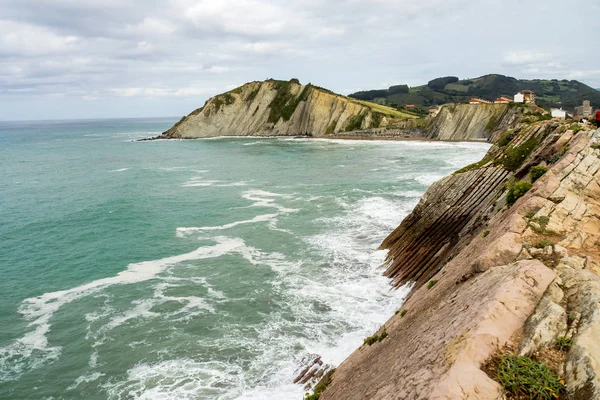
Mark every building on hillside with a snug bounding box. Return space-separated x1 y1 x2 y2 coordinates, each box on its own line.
514 90 536 104
494 97 512 104
574 100 593 118
469 98 491 105
551 108 566 119
405 104 415 110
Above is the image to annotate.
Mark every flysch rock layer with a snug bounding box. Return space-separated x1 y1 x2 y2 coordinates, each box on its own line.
155 79 527 141
320 126 600 399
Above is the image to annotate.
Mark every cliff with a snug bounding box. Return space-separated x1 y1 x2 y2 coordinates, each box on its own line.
315 121 600 399
424 103 523 141
153 79 534 141
158 79 417 139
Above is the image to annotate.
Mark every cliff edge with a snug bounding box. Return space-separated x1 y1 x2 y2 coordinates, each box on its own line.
158 79 417 139
153 79 534 141
317 121 600 399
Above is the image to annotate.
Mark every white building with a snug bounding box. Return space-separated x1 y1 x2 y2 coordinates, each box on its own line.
514 92 524 103
551 108 566 119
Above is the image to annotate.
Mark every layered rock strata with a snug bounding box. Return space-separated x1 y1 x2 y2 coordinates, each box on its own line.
319 124 600 399
154 79 529 141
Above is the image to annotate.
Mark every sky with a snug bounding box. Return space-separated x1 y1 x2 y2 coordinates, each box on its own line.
0 0 599 121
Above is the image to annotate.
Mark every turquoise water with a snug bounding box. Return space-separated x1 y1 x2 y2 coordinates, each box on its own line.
0 118 490 399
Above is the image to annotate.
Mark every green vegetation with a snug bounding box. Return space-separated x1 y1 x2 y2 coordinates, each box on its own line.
492 355 564 400
591 143 600 150
326 119 338 135
348 73 600 109
428 76 459 90
400 309 408 317
371 112 384 127
555 336 573 352
246 87 260 103
344 112 366 132
363 329 388 346
571 124 583 134
304 369 336 400
527 215 551 235
485 114 499 132
212 93 236 110
482 230 490 238
506 181 532 207
500 136 539 171
534 239 554 249
454 156 492 174
267 80 310 123
530 166 548 182
497 130 516 147
427 280 438 289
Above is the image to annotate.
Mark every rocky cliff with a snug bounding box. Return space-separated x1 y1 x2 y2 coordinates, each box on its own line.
153 79 534 141
315 121 600 399
158 79 416 139
424 103 523 141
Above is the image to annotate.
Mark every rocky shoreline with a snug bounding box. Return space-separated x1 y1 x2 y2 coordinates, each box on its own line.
316 121 600 399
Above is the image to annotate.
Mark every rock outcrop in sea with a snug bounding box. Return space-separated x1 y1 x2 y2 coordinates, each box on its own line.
317 121 600 399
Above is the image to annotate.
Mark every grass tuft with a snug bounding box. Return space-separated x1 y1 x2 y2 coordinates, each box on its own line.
530 166 548 183
555 336 573 352
363 329 388 346
494 355 564 400
427 280 438 290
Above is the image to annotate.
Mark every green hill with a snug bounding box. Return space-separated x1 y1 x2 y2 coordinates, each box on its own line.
349 74 600 111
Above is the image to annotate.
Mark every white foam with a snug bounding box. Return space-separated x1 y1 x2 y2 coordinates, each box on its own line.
413 174 445 186
182 179 249 188
110 168 129 173
241 190 299 213
177 213 279 237
103 359 248 400
67 372 104 391
2 237 245 380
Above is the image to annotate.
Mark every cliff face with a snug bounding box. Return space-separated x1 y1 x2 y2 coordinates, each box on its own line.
156 80 532 141
425 103 523 141
160 79 414 139
319 123 600 399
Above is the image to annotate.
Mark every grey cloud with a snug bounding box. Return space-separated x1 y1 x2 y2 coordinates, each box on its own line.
0 0 598 120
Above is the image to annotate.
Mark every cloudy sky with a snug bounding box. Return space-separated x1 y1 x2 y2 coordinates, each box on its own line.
0 0 598 120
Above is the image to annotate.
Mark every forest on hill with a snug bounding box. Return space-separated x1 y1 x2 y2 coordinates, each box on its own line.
349 74 600 110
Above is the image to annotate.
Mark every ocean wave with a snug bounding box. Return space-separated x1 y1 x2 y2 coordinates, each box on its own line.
0 237 246 382
177 213 280 237
110 168 130 173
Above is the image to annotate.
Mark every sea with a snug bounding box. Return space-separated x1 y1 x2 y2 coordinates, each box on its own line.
0 117 490 399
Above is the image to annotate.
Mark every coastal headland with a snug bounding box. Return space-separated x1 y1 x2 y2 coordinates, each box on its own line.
152 78 600 399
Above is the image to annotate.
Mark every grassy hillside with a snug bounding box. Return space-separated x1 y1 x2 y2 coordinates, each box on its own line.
349 74 600 111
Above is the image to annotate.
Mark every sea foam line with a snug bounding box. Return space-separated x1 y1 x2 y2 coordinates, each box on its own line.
177 213 279 237
0 236 247 382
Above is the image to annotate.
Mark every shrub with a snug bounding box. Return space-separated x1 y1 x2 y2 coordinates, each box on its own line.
501 137 538 171
530 166 548 182
534 239 554 249
555 336 573 351
344 112 366 132
363 329 388 346
454 157 492 174
427 280 438 289
304 369 335 400
506 181 532 207
482 230 490 238
496 130 515 147
400 309 408 317
493 355 564 400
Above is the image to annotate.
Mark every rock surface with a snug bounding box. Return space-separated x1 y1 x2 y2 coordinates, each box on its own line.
154 79 527 141
318 126 600 399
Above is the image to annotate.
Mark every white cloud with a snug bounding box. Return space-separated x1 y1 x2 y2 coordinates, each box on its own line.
0 20 79 56
0 0 599 119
